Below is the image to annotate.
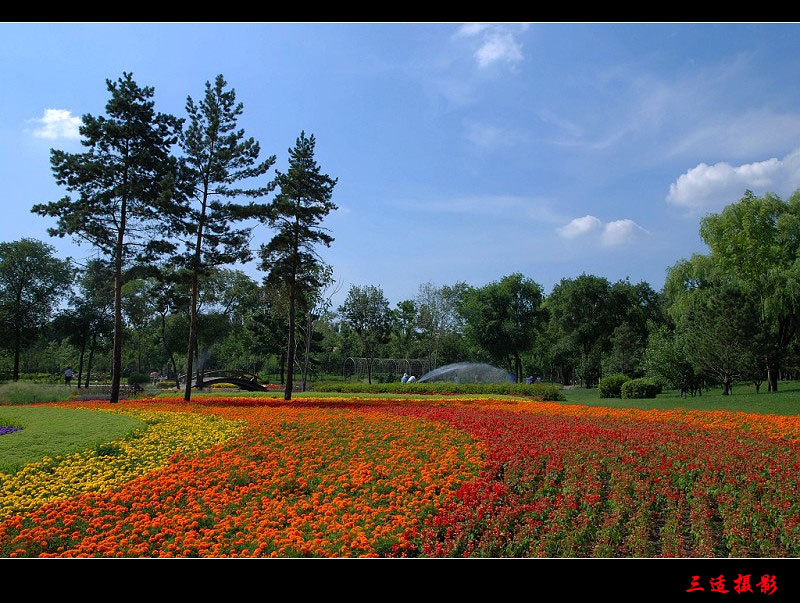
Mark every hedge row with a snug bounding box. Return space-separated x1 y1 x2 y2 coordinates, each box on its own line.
309 381 565 400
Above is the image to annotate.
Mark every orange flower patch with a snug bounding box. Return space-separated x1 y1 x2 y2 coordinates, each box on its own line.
0 402 483 557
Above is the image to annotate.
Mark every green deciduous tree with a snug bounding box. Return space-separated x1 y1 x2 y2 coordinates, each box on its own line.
458 273 546 383
699 190 800 392
680 284 761 395
339 285 392 384
0 239 72 380
546 274 614 387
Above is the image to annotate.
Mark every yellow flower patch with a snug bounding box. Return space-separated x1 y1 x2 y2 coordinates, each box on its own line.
0 409 245 522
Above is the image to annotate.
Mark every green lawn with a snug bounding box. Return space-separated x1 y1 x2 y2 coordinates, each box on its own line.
558 380 800 415
0 406 145 474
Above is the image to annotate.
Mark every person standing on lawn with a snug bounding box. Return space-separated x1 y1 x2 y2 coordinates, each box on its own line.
64 367 73 386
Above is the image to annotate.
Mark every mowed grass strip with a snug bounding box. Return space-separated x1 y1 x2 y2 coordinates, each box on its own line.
559 380 800 416
0 406 144 474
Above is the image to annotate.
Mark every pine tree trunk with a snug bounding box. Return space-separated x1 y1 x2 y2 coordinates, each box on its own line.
110 199 126 405
77 336 86 389
768 364 779 392
184 272 200 402
302 311 312 392
285 286 295 401
85 331 97 388
12 324 20 382
184 186 208 403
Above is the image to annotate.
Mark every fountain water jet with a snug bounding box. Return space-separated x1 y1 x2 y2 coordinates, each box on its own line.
417 362 514 384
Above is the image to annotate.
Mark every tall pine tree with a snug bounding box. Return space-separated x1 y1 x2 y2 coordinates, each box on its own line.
178 74 275 402
259 132 337 401
32 73 181 403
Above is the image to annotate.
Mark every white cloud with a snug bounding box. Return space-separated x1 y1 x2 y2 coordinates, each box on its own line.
456 23 493 38
666 148 800 211
557 215 602 239
601 219 650 247
475 32 523 69
30 109 81 140
454 23 526 69
557 215 649 247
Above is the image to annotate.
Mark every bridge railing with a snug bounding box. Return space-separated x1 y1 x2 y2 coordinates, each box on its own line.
177 369 260 384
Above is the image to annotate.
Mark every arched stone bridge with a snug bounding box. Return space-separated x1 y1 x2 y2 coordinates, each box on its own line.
178 369 270 392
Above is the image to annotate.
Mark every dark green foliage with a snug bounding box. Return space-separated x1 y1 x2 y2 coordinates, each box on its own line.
699 190 800 392
598 373 630 398
339 285 393 384
547 274 663 387
458 273 546 383
0 239 72 381
127 372 149 386
621 377 662 399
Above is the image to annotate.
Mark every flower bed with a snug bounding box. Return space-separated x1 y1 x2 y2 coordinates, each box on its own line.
2 397 800 557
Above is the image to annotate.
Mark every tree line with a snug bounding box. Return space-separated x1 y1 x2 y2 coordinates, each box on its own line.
6 188 800 397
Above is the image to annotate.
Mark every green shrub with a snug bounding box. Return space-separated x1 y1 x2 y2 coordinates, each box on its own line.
621 377 662 399
310 381 565 401
598 373 631 398
156 381 180 389
127 373 149 386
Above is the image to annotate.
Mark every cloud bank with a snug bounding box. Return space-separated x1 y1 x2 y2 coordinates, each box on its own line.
557 215 649 247
666 148 800 211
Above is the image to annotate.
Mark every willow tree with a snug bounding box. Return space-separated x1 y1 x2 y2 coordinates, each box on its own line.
700 190 800 392
32 73 181 403
177 74 275 401
259 132 337 401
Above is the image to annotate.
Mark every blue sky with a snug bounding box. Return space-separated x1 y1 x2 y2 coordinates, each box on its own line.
3 23 800 305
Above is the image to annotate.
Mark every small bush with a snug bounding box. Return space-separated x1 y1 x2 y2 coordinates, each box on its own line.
211 383 237 389
621 378 662 399
156 381 180 389
598 373 630 398
127 373 149 386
